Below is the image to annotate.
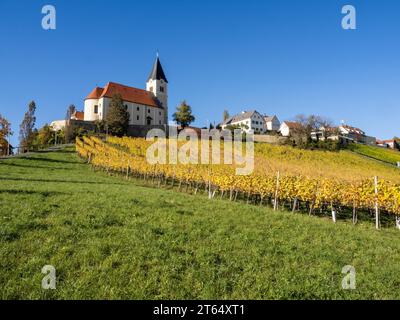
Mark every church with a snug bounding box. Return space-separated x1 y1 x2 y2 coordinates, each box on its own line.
83 56 169 135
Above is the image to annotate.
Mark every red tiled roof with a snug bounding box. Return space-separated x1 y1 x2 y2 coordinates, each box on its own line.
101 82 161 108
85 82 162 108
74 111 84 121
85 87 104 100
284 121 302 129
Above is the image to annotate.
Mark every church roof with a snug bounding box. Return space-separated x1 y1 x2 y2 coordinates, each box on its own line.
85 87 104 100
100 82 162 108
147 57 168 83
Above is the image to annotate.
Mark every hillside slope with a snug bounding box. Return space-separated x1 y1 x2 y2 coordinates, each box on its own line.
348 143 400 166
254 143 400 183
0 148 400 299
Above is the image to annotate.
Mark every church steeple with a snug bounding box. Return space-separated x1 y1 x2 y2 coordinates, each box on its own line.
147 56 168 83
146 54 169 125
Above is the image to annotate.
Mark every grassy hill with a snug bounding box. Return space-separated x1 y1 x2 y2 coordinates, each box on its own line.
1 147 400 299
348 143 400 167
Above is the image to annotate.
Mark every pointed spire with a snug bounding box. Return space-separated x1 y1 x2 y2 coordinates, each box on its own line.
148 54 168 83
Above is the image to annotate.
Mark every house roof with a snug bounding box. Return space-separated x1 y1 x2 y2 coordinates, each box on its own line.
73 111 84 121
340 125 365 135
147 57 168 83
85 87 104 100
86 82 163 108
222 110 259 125
264 115 277 122
283 121 302 129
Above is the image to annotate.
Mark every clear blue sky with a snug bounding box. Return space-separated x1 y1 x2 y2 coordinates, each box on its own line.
1 0 399 146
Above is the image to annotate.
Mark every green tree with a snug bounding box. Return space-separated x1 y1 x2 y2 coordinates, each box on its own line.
173 101 195 128
105 94 130 137
19 101 37 152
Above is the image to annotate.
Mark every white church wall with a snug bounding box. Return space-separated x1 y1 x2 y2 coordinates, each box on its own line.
84 99 100 121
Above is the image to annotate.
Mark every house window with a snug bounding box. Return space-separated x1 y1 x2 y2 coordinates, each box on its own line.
148 109 150 113
159 111 161 116
137 116 139 121
124 104 128 110
159 120 161 125
147 117 152 125
94 105 98 114
150 87 153 92
137 106 139 111
160 86 164 92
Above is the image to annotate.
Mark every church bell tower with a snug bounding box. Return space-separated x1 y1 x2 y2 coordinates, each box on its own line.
146 55 168 125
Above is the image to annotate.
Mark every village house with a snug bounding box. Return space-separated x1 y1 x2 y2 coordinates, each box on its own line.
377 139 399 150
263 115 281 132
338 125 376 145
279 121 302 137
221 110 265 134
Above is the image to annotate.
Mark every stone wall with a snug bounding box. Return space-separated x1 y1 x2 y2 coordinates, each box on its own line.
254 135 287 144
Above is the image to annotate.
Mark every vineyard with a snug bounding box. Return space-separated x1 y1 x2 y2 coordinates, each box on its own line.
76 136 400 229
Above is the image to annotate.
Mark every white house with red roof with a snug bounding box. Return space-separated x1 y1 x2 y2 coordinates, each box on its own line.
84 56 168 128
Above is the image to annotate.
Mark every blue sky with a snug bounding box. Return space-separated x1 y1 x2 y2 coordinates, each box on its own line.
1 0 399 146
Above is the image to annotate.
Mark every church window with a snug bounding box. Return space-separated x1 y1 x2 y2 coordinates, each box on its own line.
137 106 139 111
160 86 164 92
94 105 98 114
159 111 161 116
150 87 153 92
148 109 150 113
137 116 139 121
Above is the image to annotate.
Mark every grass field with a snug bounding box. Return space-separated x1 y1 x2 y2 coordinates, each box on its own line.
1 147 400 299
348 143 400 167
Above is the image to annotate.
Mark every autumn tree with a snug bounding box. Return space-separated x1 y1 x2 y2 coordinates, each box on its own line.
35 124 54 146
173 101 195 128
105 94 130 137
0 114 12 155
19 101 37 152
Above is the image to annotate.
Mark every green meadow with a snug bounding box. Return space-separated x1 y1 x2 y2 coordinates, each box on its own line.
0 148 399 299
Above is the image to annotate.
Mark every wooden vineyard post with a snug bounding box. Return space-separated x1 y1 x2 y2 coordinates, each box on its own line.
273 171 280 211
126 160 130 180
292 197 298 213
374 176 380 230
331 202 337 223
352 203 357 225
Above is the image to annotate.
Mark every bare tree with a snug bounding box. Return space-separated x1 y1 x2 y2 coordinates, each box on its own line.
294 114 334 141
66 104 76 120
